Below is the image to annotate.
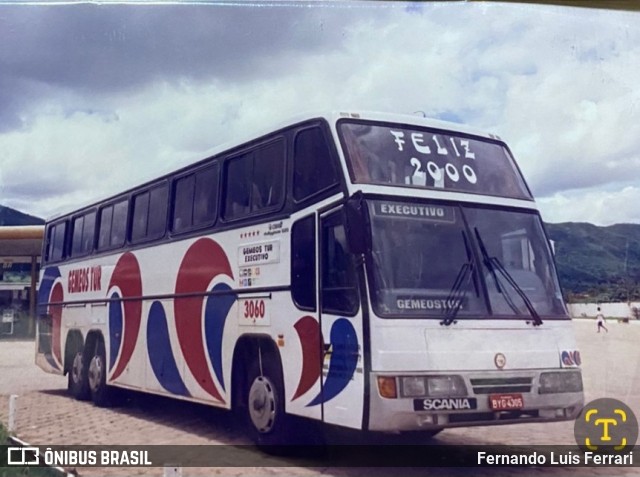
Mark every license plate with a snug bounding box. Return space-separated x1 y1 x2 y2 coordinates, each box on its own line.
489 393 524 410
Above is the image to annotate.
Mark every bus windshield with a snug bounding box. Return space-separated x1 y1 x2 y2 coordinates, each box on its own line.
339 120 532 200
367 200 568 320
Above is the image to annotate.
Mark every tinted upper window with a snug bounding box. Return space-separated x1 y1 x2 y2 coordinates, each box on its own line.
293 127 339 201
321 211 359 316
193 166 218 225
172 164 218 233
97 206 113 250
97 199 128 251
223 140 285 220
71 211 96 257
291 215 316 310
47 221 67 262
131 184 168 243
111 200 129 247
339 121 532 200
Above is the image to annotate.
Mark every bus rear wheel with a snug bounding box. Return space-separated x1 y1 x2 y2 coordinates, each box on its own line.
68 348 90 400
88 339 119 407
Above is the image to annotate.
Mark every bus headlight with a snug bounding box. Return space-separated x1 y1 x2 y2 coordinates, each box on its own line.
399 375 466 398
400 377 426 397
539 371 583 394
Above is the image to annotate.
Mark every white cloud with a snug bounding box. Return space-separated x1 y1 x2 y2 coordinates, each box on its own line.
1 2 639 226
538 186 640 226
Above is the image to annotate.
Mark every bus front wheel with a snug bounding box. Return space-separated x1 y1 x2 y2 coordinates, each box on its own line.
245 355 289 447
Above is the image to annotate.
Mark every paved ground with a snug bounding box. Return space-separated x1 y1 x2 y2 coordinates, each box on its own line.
1 320 638 476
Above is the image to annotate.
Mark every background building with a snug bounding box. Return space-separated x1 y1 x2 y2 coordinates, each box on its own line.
0 206 44 337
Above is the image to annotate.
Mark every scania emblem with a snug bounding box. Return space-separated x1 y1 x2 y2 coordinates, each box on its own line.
494 353 506 369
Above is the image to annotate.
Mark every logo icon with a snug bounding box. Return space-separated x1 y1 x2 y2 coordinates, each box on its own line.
574 398 638 451
7 447 40 466
494 353 506 369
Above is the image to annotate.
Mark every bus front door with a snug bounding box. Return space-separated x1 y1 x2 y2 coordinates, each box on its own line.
317 208 366 430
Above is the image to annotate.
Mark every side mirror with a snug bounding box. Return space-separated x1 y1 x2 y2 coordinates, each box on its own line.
344 193 367 255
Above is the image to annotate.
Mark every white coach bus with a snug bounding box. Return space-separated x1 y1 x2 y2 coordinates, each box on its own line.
36 111 584 444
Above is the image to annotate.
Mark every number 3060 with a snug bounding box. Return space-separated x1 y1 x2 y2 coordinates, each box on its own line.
244 300 265 319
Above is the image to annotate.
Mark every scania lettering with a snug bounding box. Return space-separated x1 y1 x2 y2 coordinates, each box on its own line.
36 111 583 445
418 398 478 411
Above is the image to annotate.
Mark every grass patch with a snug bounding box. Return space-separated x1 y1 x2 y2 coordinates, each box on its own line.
0 424 60 476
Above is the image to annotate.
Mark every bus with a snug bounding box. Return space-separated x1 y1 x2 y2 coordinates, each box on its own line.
36 111 584 445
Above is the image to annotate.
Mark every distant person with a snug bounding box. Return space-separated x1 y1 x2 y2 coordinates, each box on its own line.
596 307 608 333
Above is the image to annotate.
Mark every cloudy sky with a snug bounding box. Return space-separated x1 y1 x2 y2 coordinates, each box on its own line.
0 1 638 225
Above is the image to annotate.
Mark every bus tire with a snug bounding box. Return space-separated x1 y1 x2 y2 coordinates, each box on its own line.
245 352 290 447
88 338 119 407
68 346 90 401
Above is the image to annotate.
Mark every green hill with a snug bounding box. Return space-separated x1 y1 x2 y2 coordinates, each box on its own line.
545 222 640 302
0 205 44 226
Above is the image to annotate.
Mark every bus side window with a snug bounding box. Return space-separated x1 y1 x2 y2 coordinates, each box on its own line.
223 140 285 220
44 225 53 262
82 211 96 254
147 185 168 238
131 184 167 243
131 192 150 242
97 206 113 250
321 212 359 316
291 215 316 311
293 127 339 202
70 211 97 257
224 151 252 220
47 221 67 262
110 199 128 248
252 141 284 210
71 216 85 257
172 164 218 233
173 175 195 232
193 164 218 226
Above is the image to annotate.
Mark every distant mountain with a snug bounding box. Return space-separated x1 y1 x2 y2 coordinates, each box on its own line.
545 222 640 301
0 205 44 226
0 203 636 300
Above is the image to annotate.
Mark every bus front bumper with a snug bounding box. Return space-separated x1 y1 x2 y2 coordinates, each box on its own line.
368 369 584 432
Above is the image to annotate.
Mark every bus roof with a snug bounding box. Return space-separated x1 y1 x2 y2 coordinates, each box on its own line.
178 110 502 169
45 111 503 222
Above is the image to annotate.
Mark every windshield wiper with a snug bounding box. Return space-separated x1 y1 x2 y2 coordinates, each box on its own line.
474 228 543 326
441 231 477 326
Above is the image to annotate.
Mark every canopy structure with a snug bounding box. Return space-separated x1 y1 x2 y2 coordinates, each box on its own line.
0 226 44 334
0 226 44 257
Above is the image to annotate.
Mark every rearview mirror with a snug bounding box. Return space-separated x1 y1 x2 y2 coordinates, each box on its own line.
344 193 367 255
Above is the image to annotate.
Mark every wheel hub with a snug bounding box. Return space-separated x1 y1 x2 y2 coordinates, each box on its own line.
248 376 276 433
71 352 83 384
88 354 103 393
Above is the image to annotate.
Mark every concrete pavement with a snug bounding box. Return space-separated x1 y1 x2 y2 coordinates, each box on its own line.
1 320 638 476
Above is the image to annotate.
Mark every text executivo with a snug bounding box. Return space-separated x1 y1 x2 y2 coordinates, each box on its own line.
373 202 455 223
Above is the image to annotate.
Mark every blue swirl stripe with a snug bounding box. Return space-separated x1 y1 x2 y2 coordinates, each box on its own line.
147 301 190 396
307 318 359 407
108 292 123 371
204 283 236 392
